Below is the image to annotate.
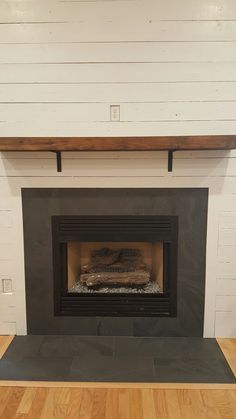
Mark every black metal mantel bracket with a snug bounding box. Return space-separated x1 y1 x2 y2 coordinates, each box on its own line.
53 150 176 173
168 150 177 172
53 151 62 172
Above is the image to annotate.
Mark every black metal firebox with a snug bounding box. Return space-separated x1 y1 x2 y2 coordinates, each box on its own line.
52 215 178 317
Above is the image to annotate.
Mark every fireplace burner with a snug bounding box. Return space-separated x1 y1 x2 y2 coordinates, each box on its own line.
52 215 178 317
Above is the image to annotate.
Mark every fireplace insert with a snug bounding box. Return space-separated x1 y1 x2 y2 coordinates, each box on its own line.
52 215 178 317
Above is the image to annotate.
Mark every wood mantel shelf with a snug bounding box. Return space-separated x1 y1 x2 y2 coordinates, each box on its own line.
1 136 236 172
0 135 236 151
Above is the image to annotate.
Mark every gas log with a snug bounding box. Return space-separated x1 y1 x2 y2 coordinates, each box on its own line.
80 247 150 287
80 270 150 287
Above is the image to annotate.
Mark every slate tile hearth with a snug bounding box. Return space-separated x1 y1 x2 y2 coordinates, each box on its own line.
69 355 155 382
39 335 114 358
0 336 235 383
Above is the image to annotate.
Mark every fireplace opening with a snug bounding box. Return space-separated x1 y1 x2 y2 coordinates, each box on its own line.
68 242 164 294
52 215 178 317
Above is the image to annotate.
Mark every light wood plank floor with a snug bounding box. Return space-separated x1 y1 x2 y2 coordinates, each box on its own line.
0 336 236 418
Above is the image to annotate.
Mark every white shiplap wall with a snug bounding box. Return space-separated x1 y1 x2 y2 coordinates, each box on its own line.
0 0 236 336
1 0 236 136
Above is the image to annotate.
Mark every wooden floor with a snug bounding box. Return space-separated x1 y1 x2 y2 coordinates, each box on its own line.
0 336 236 419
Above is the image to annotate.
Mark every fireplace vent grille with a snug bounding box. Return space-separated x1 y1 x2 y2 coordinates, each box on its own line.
56 216 175 242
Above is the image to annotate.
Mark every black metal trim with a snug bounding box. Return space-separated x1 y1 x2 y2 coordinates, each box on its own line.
52 215 178 317
168 150 174 172
53 151 62 172
60 293 171 316
55 215 176 242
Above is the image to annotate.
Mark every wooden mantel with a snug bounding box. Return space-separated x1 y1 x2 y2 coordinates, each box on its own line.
0 136 236 151
1 136 236 172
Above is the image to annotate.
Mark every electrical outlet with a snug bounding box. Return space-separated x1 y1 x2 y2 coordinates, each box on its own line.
110 105 120 122
2 278 13 293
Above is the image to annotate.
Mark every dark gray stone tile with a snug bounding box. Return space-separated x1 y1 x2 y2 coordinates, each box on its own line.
0 357 72 381
132 315 204 337
97 318 134 336
154 357 236 383
0 336 234 383
69 355 155 382
39 335 114 357
2 336 44 360
23 188 208 336
115 337 224 359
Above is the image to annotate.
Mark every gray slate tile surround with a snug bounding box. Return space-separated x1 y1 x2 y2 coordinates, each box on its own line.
22 188 208 336
0 336 235 383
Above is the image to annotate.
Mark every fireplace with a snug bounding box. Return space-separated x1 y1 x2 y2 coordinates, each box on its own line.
52 216 178 317
22 188 207 336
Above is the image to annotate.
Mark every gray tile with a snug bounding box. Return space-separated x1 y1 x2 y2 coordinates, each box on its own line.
2 336 44 360
39 335 114 357
154 357 236 383
115 337 224 359
0 336 234 383
69 355 155 382
97 318 134 336
0 357 72 381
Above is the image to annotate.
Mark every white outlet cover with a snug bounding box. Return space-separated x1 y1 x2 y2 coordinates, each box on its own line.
110 105 120 122
2 278 13 293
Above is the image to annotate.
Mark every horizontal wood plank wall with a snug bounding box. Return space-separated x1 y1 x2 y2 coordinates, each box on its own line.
0 0 236 336
0 0 236 136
